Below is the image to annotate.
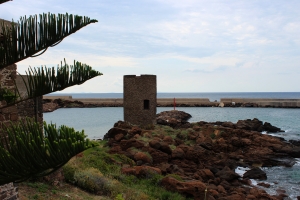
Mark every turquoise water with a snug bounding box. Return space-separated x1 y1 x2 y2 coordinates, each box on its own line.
44 107 300 140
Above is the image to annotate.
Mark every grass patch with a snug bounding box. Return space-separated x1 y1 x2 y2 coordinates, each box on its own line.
18 180 109 200
210 133 216 139
62 140 189 200
169 144 176 150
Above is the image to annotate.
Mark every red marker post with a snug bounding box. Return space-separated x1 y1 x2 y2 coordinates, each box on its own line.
174 98 176 110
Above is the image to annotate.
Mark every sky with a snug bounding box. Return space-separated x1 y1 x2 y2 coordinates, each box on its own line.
1 0 300 93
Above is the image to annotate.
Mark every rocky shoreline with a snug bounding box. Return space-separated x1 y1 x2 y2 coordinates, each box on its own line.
42 98 121 113
103 110 300 200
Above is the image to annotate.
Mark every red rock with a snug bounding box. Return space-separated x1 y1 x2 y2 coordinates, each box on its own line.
241 138 252 146
197 169 214 181
193 125 201 131
119 139 145 150
216 166 240 182
226 194 245 200
121 166 161 177
104 127 128 140
112 120 131 128
108 145 122 154
159 142 172 155
185 145 206 162
246 194 256 199
188 131 199 140
209 189 219 198
128 127 142 138
160 176 210 199
141 131 152 138
114 133 124 141
134 152 152 164
249 188 275 199
149 149 169 164
257 182 271 188
208 184 217 190
149 139 161 149
172 147 185 159
171 159 198 174
163 136 174 145
217 185 226 194
243 167 267 180
156 163 171 174
177 144 190 153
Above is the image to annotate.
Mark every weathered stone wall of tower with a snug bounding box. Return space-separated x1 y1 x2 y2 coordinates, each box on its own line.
0 64 19 199
0 68 42 200
123 75 156 126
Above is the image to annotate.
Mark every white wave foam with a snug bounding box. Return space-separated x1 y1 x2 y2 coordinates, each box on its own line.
250 179 258 186
235 166 250 177
295 158 300 166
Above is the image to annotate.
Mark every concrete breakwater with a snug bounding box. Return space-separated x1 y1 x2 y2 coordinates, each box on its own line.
44 96 300 108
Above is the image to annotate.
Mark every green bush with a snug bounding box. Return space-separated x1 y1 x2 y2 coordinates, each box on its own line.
63 164 77 183
74 168 110 195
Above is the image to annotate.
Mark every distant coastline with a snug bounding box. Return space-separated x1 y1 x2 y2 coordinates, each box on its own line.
43 95 300 113
45 92 300 101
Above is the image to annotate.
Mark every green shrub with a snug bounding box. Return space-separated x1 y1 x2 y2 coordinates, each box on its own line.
169 144 176 150
74 167 110 195
63 164 77 183
210 133 216 139
115 194 124 200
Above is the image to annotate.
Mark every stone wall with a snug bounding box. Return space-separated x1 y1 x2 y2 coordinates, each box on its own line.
0 67 43 200
0 183 18 200
16 97 43 124
123 75 156 126
0 64 19 199
15 75 43 124
0 64 18 134
0 69 43 131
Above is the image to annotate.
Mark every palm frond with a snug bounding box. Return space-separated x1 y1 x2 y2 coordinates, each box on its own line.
0 0 11 4
22 59 102 98
0 13 97 68
0 118 93 185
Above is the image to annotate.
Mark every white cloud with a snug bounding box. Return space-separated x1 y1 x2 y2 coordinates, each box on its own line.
2 0 300 92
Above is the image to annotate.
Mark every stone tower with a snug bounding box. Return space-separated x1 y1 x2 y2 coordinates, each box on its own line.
123 75 156 126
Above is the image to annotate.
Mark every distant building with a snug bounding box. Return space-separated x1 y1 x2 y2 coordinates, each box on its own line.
123 75 156 126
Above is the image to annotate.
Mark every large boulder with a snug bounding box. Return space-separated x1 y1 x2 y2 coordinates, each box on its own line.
156 110 191 127
121 166 161 177
160 176 213 199
235 118 283 133
243 167 267 180
215 166 240 182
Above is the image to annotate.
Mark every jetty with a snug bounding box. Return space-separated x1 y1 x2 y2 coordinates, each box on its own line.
43 96 300 108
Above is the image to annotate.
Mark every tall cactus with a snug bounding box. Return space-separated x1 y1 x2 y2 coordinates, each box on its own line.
0 13 98 69
0 0 11 4
0 118 93 185
0 0 101 186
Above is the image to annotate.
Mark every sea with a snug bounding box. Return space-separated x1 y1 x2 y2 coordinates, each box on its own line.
44 92 300 199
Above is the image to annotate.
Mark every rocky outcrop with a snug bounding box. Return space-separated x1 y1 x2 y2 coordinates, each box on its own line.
243 167 267 180
236 118 284 133
42 98 123 112
156 110 191 128
103 113 299 199
155 111 283 133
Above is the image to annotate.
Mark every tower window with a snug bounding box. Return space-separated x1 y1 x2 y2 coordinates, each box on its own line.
144 99 150 109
